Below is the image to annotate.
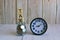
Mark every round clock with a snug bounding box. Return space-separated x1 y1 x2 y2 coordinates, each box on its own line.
30 18 48 35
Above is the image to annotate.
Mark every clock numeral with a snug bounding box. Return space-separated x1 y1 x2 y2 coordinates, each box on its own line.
37 31 39 33
33 23 36 25
41 30 43 32
32 25 34 27
35 30 37 32
35 19 39 22
33 28 35 30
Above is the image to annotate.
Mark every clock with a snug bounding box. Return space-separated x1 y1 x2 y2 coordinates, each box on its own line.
30 18 48 35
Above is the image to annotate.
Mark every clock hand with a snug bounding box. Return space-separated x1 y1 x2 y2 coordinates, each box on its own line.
36 24 42 27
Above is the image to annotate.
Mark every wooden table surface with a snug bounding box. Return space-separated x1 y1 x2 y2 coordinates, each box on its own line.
0 24 60 40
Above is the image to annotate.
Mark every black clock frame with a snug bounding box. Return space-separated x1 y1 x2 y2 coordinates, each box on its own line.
30 18 48 35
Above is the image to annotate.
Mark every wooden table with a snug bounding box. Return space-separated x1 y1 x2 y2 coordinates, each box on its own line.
0 24 60 40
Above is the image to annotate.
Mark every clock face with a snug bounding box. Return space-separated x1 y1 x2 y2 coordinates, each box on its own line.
30 18 48 35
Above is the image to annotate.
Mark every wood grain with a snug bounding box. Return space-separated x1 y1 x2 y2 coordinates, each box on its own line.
27 0 42 24
1 0 60 24
17 0 27 23
56 0 60 24
3 0 16 24
43 0 56 24
0 0 3 24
